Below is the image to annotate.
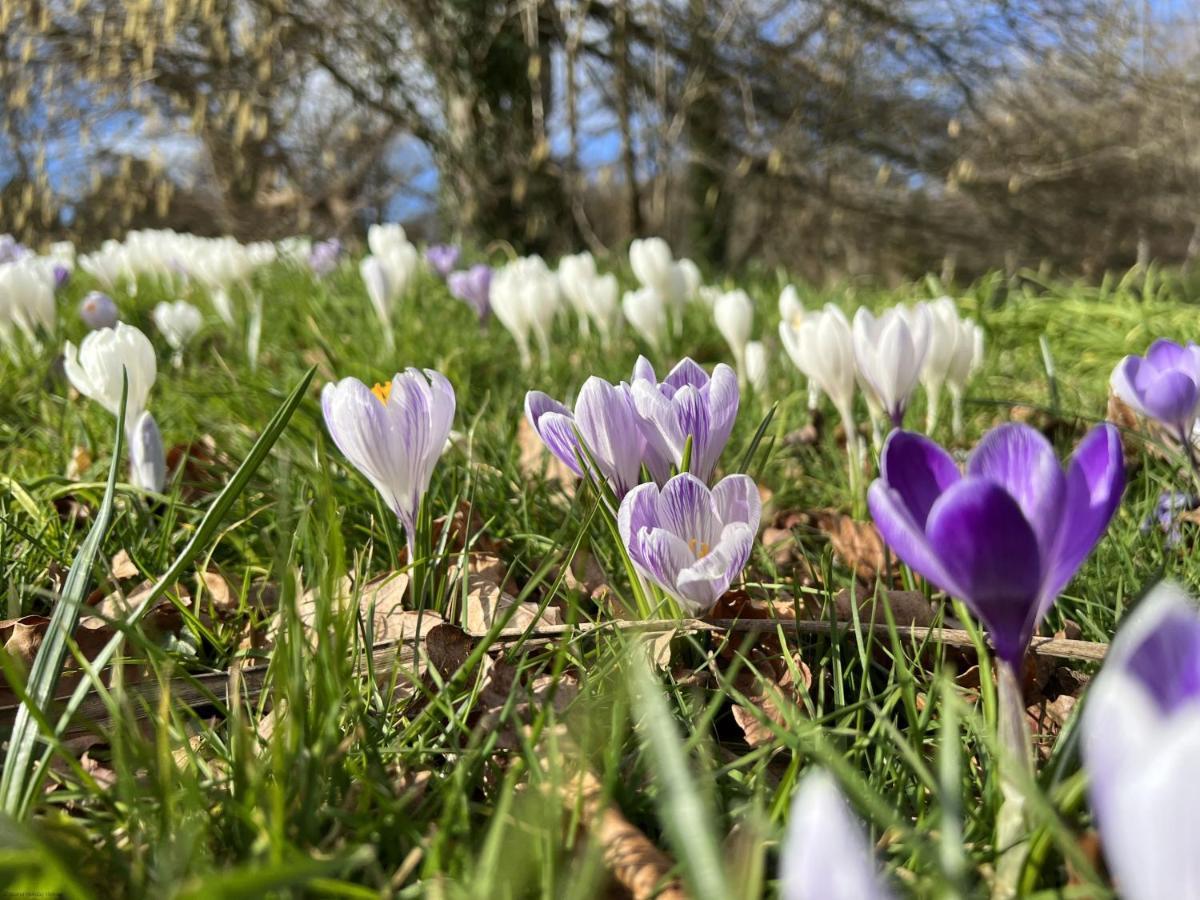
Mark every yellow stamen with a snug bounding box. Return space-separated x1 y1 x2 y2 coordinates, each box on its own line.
687 538 711 559
371 381 392 405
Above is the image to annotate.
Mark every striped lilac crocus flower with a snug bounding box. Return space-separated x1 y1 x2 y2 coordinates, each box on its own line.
617 472 760 615
868 423 1124 665
630 356 740 484
1082 582 1200 900
321 369 455 553
525 375 667 499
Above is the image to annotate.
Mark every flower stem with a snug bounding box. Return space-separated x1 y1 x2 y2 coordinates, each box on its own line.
993 657 1033 899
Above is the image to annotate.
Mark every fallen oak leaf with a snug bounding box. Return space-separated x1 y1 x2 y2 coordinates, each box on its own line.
814 510 889 582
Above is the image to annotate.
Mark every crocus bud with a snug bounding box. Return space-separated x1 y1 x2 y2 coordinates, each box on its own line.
128 410 166 493
714 289 754 378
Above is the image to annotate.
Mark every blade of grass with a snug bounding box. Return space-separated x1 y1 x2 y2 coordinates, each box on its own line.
0 373 127 816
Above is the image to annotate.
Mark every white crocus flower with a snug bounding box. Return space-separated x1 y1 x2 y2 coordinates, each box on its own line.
945 316 984 438
630 236 688 333
583 272 621 347
0 259 56 353
778 285 820 410
677 258 702 304
359 256 394 347
491 256 560 368
367 223 420 307
63 323 163 492
622 287 668 356
152 300 203 364
852 305 930 436
782 770 893 900
744 340 768 395
557 252 598 337
918 297 968 433
714 289 754 383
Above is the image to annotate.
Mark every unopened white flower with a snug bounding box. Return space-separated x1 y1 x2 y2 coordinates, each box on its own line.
622 287 667 355
677 258 702 303
918 297 978 433
153 301 203 355
946 316 984 437
852 305 930 430
714 289 754 379
583 272 621 346
780 304 859 449
557 252 598 336
63 322 157 431
779 284 804 327
745 340 768 394
630 237 687 334
359 255 395 346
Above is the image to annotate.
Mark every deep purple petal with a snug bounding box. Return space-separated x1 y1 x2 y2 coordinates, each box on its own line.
926 478 1043 663
1041 423 1124 604
879 430 961 530
1146 338 1188 371
967 423 1066 551
867 480 967 600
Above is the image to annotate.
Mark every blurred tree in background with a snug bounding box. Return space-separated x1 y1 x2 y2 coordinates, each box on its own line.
1 0 1198 279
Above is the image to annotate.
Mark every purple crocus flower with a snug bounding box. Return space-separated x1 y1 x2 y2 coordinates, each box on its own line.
1082 582 1200 900
617 472 760 614
321 369 455 553
526 376 664 498
53 264 71 291
308 238 343 277
448 264 492 321
425 244 460 278
630 356 740 484
1111 338 1200 444
867 423 1124 664
79 291 119 330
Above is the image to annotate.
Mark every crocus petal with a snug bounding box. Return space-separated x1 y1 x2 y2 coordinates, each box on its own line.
1144 369 1200 434
630 527 694 595
1145 338 1188 370
925 478 1043 663
674 522 755 613
664 357 710 392
618 482 660 547
879 430 961 529
967 423 1066 552
575 378 643 497
655 472 721 547
1041 423 1124 604
781 771 893 900
868 481 967 601
711 474 762 532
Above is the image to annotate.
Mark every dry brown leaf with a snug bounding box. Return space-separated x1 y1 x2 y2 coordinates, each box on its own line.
426 623 473 680
464 576 562 637
1 615 51 668
517 417 576 495
197 570 236 616
569 767 687 900
109 549 139 580
825 588 940 628
165 435 234 501
731 652 813 748
814 510 888 581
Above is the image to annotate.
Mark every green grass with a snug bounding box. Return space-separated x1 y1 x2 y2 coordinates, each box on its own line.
0 256 1198 897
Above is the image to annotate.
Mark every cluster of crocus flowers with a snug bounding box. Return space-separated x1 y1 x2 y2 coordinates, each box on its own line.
361 224 420 345
307 238 344 277
321 368 455 557
526 357 741 501
1082 581 1200 900
780 297 983 451
1111 338 1200 453
558 251 622 346
63 323 165 493
490 255 561 369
